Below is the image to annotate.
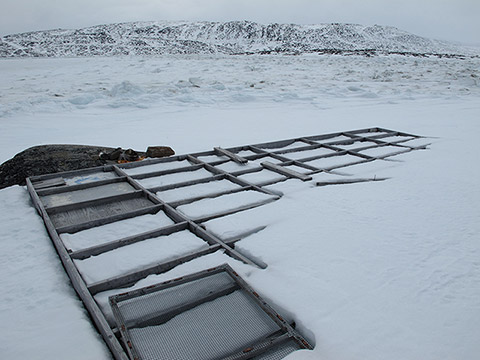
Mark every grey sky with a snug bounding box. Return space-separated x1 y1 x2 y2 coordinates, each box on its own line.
1 0 478 44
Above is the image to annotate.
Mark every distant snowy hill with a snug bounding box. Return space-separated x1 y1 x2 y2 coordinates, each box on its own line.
1 21 478 57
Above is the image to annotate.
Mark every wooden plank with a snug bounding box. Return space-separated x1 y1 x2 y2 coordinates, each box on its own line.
29 165 113 183
224 333 291 360
111 265 227 303
45 190 143 213
315 177 389 187
147 173 224 193
88 245 223 295
190 197 279 224
223 265 313 349
70 222 188 260
33 177 66 189
222 226 267 244
36 176 127 196
127 283 240 329
214 147 248 164
49 196 153 229
188 222 268 269
26 179 129 360
130 163 203 180
55 204 162 234
168 186 251 207
261 161 312 181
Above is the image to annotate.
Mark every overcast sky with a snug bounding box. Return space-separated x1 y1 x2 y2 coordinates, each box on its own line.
1 0 478 44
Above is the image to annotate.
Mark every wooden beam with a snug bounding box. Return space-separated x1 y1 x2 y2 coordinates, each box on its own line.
70 222 189 260
55 204 162 234
315 177 389 187
26 178 129 360
261 161 312 181
214 147 248 164
88 245 223 295
32 177 66 189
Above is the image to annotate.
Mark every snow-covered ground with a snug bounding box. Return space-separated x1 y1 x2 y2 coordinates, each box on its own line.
0 54 479 360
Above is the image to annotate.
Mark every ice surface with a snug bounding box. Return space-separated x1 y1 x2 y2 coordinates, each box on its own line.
1 54 480 360
74 230 208 284
60 211 174 251
63 171 118 186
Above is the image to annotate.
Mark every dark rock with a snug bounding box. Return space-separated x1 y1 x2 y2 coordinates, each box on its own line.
119 149 140 162
0 144 144 189
146 146 175 158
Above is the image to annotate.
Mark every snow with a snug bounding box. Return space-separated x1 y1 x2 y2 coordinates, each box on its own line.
3 21 479 58
1 53 479 360
60 211 174 251
156 178 241 203
137 168 214 189
176 190 277 220
122 159 192 175
74 230 209 284
0 186 110 359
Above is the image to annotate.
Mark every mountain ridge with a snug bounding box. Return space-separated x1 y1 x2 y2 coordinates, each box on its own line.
1 20 477 58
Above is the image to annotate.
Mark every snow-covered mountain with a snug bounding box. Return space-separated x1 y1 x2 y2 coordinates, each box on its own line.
0 21 477 58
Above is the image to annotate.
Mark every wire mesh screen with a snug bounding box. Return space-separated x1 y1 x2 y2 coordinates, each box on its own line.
110 265 311 360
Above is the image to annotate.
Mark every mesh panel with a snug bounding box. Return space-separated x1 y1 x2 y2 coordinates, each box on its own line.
111 269 310 360
118 272 236 326
123 289 281 360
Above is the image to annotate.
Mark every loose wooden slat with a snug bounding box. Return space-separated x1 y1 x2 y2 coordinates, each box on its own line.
214 147 248 164
261 161 312 181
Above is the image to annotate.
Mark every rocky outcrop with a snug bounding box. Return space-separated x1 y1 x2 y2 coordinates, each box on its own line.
0 145 116 189
0 144 174 189
1 21 476 58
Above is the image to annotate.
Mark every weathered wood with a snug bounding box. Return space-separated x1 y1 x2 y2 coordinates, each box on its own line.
55 204 162 234
169 186 251 207
261 161 312 181
130 163 203 180
191 196 278 224
147 173 224 193
70 222 188 260
49 195 153 229
29 165 113 182
88 245 223 295
374 148 413 160
188 222 266 269
45 190 142 213
223 265 313 349
33 177 66 189
315 177 389 187
37 176 127 196
26 178 129 360
214 147 249 164
224 333 292 360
